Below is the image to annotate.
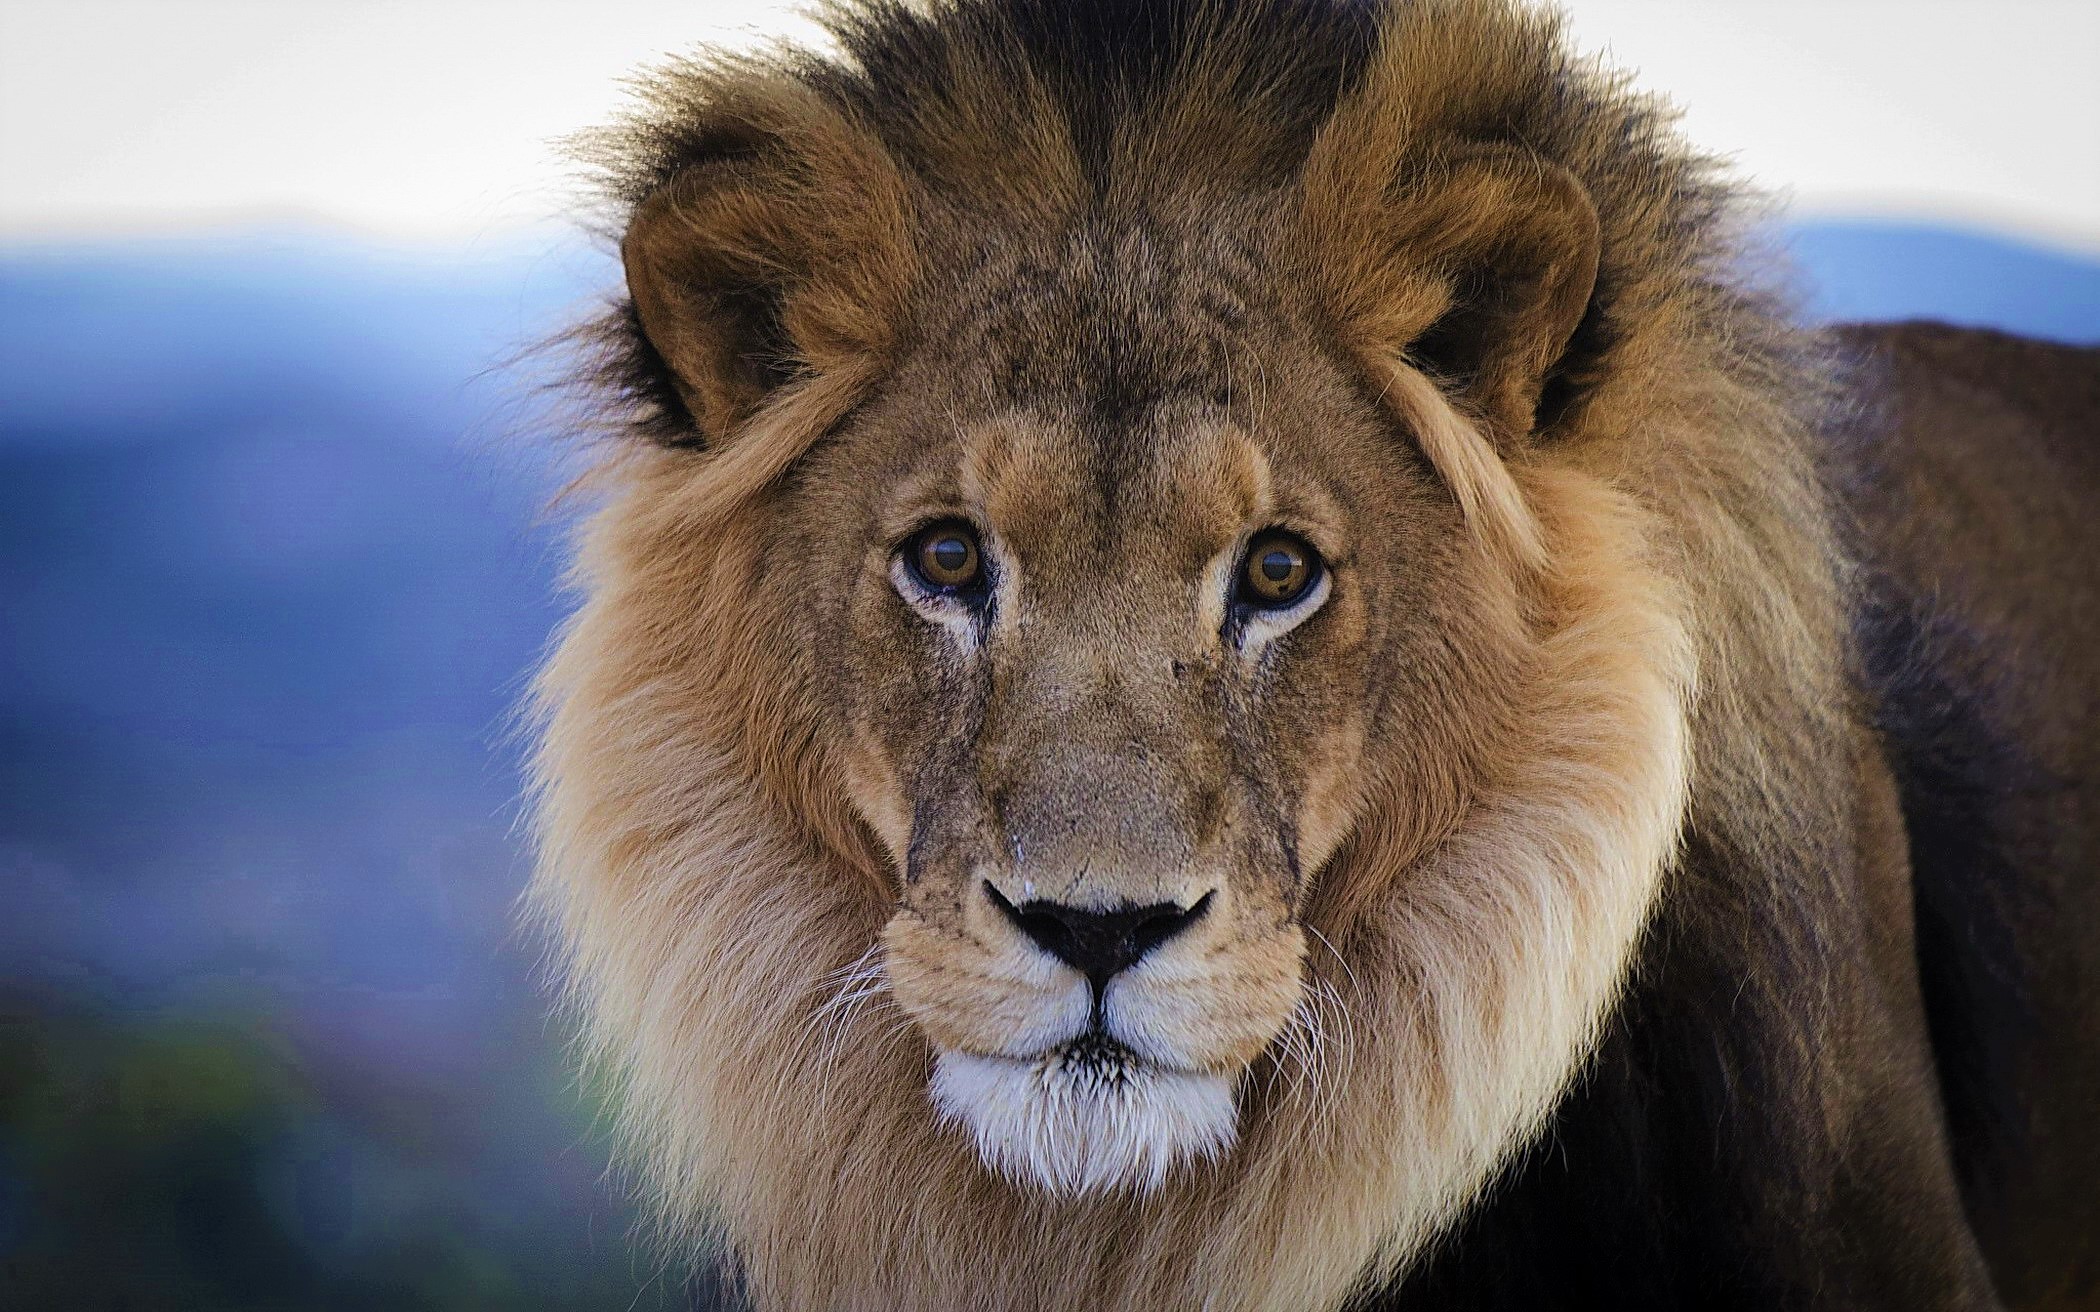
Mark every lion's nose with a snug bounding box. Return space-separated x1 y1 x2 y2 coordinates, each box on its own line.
986 884 1213 989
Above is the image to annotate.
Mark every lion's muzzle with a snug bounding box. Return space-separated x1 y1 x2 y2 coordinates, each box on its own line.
884 872 1308 1198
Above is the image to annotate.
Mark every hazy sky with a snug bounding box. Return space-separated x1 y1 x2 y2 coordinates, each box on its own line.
3 0 2095 251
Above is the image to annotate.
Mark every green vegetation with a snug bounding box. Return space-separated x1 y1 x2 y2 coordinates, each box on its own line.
0 991 694 1310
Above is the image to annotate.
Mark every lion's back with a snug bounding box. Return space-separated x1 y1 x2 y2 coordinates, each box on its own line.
1837 320 2100 1309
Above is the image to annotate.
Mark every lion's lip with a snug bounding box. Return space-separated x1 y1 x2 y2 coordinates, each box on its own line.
1052 1029 1139 1071
954 1035 1126 1067
961 1028 1212 1078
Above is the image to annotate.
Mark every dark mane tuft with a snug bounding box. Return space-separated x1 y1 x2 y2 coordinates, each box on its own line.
568 0 1803 461
819 0 1382 188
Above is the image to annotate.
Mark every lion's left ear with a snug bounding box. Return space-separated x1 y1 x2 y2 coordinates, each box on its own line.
1304 142 1601 445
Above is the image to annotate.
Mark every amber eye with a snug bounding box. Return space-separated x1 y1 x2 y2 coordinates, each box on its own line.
906 521 985 592
1237 529 1321 608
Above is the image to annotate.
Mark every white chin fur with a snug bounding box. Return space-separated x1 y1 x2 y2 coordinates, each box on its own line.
931 1046 1239 1196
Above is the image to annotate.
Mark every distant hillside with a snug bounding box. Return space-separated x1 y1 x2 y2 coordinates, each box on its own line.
1786 221 2100 342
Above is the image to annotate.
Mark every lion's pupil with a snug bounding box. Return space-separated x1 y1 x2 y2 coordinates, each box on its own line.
933 538 969 573
1260 551 1295 584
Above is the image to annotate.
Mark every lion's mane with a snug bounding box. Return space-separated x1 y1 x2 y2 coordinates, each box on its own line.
530 2 1857 1308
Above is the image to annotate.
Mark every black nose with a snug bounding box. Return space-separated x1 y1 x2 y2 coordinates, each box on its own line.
987 884 1213 988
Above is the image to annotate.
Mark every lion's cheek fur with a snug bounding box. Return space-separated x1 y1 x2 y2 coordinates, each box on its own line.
1102 926 1310 1071
883 912 1091 1058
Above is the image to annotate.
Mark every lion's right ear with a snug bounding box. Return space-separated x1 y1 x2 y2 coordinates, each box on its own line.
618 88 915 447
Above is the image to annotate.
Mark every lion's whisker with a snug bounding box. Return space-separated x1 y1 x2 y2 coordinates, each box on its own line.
1303 924 1361 999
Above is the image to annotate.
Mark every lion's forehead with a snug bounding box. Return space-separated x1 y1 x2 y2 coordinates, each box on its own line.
918 213 1289 410
949 409 1274 590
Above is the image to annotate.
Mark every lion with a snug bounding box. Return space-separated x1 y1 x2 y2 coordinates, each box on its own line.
526 1 2100 1308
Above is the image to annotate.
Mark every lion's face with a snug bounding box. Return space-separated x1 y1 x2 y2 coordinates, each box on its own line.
540 6 1726 1301
770 251 1522 1193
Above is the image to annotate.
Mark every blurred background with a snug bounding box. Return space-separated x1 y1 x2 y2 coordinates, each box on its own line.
1 2 2094 1307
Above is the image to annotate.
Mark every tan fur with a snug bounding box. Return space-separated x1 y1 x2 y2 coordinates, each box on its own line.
531 2 1849 1307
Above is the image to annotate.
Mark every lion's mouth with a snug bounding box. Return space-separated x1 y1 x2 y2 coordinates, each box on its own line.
929 1028 1240 1196
1045 1028 1143 1084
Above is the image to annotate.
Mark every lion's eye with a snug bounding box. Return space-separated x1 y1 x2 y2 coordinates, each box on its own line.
906 521 985 592
1237 529 1320 608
